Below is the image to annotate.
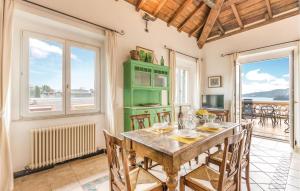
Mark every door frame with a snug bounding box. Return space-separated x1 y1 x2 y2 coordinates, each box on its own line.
235 45 298 147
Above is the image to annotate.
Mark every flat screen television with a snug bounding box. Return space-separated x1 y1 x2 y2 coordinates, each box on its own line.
202 95 224 109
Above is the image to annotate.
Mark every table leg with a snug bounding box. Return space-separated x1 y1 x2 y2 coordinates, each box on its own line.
164 167 179 191
128 149 136 170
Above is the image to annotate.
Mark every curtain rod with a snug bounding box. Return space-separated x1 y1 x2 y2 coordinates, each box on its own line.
21 0 125 35
221 39 299 57
164 45 199 60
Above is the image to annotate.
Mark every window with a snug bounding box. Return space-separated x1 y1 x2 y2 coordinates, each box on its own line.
175 68 189 105
22 32 100 117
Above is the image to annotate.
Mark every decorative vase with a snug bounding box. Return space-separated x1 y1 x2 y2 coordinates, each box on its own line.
130 50 140 60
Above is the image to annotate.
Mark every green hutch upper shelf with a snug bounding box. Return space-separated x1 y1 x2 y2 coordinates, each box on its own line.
123 59 171 132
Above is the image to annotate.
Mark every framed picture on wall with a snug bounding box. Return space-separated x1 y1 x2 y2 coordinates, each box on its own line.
208 76 222 88
136 46 154 63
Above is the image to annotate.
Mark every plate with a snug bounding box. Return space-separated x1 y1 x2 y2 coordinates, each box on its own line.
152 122 170 130
203 123 222 129
177 129 201 139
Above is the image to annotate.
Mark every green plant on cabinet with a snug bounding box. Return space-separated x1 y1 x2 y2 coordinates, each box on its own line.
124 59 171 132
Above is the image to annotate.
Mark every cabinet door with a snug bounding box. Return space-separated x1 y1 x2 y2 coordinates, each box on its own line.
153 69 168 88
133 65 152 87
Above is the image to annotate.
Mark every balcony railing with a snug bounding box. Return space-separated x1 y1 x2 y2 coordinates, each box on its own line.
242 99 289 132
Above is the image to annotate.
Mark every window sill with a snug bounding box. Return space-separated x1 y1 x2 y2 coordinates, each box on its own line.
13 112 104 122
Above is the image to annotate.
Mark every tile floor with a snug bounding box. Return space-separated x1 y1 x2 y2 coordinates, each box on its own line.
14 137 300 191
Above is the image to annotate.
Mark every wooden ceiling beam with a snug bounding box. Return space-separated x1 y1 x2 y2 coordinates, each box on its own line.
216 19 225 35
189 19 206 37
265 0 273 18
197 0 225 48
153 0 168 17
177 2 205 32
203 0 216 8
223 0 247 9
207 10 300 43
231 3 243 28
136 0 147 11
168 0 193 26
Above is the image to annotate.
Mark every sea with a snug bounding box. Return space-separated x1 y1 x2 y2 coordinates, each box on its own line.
242 97 288 101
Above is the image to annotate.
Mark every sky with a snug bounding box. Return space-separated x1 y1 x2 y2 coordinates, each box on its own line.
29 38 96 91
241 57 289 94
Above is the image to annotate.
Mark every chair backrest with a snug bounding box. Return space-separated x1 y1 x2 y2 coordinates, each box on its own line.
130 114 151 131
157 111 171 123
103 130 131 191
218 130 246 190
261 106 275 115
242 99 253 114
242 122 253 158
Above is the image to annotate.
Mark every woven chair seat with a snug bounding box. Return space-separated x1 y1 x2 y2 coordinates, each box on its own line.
185 165 234 191
129 167 163 191
210 150 232 163
209 150 248 167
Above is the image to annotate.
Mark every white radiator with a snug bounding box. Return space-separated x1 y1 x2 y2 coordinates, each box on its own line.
30 123 96 169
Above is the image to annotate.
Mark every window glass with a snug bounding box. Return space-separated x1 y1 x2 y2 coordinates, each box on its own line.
176 68 189 105
70 46 96 111
28 37 63 113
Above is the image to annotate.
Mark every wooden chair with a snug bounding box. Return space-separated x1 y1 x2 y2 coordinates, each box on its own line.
157 111 171 123
103 130 165 191
207 122 253 191
180 130 246 191
130 114 151 130
130 114 153 170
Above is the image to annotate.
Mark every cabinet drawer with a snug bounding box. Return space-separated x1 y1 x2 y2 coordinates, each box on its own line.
132 109 152 115
156 107 171 113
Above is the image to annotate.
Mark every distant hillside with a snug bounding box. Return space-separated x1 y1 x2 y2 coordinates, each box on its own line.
243 89 289 101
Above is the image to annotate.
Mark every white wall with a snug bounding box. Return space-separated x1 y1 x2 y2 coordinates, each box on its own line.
10 0 199 172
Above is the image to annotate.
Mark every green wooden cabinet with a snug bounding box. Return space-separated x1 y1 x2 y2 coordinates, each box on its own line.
123 59 171 132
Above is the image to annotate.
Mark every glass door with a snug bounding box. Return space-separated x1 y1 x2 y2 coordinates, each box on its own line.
133 66 152 87
153 69 168 88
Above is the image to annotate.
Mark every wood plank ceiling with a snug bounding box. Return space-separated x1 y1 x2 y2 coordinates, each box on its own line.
124 0 300 48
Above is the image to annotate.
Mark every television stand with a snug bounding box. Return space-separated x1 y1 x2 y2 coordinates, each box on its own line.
205 108 230 122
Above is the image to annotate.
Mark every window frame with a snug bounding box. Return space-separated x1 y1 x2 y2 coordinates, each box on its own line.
21 31 101 118
66 41 101 115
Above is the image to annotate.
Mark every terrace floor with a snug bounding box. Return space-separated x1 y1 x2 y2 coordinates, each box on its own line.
251 118 290 141
14 137 300 191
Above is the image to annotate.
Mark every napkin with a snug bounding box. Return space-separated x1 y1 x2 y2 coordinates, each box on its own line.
197 126 224 132
169 134 205 144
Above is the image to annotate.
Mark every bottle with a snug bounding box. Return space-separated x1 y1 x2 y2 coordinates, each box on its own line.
160 56 164 66
178 106 184 129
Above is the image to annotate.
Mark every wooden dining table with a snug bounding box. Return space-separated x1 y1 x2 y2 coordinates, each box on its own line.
121 122 240 191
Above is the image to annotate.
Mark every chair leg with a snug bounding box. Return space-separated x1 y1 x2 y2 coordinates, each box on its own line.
180 177 185 191
149 159 153 168
144 157 149 170
246 163 251 191
195 156 199 164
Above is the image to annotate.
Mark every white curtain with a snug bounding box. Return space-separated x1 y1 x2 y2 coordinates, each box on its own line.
105 31 118 135
229 53 240 122
195 59 202 109
0 0 14 190
169 50 176 122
